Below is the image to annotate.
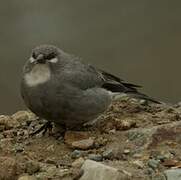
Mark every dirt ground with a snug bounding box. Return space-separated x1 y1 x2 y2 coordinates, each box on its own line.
0 97 181 180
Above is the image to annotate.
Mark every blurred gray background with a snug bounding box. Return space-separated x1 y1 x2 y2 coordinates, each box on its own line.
0 0 180 114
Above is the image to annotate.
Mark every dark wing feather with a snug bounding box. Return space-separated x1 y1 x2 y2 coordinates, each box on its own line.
99 69 160 103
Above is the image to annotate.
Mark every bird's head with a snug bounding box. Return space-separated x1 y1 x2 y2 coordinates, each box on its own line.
29 44 60 65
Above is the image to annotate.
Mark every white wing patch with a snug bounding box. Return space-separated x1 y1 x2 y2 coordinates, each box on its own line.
49 57 58 63
25 64 51 87
29 57 36 63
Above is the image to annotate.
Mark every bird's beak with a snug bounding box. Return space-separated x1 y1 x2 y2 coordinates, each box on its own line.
36 54 46 64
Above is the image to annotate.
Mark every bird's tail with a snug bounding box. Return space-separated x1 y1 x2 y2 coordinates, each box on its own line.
102 82 160 104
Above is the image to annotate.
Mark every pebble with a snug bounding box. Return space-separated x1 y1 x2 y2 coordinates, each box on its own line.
132 160 144 169
102 149 114 159
71 150 84 159
64 131 89 146
88 154 103 162
18 175 37 180
0 115 20 129
71 138 94 150
80 160 122 180
0 156 17 180
148 159 160 170
123 149 130 154
164 169 181 180
12 111 36 126
72 157 85 168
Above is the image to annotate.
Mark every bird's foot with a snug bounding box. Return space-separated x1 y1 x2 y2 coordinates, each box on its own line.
30 121 53 136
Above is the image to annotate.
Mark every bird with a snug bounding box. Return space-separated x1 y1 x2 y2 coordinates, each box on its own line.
21 44 159 132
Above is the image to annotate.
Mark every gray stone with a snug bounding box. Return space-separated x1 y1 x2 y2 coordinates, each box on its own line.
88 154 103 162
164 169 181 180
80 160 123 180
72 157 85 168
147 159 160 170
71 150 84 159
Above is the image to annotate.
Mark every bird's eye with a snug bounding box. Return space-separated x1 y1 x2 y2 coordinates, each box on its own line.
32 52 36 59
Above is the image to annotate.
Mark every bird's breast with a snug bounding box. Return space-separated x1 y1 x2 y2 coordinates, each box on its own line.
24 64 51 87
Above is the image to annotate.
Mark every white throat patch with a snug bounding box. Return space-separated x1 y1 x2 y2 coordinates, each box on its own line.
25 64 51 87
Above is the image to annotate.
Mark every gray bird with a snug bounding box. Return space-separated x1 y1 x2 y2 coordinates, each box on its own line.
21 45 158 131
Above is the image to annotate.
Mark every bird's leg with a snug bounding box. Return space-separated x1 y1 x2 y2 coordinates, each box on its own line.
30 121 53 136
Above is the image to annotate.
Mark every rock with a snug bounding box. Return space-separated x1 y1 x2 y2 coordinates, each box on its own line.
71 138 94 150
88 154 103 162
0 156 17 180
18 175 37 180
72 157 85 168
71 150 85 159
64 131 90 146
132 160 144 169
25 161 40 174
164 169 181 180
102 149 114 159
148 159 160 170
0 115 20 130
12 111 36 124
0 138 14 152
123 149 131 154
79 160 127 180
115 118 136 130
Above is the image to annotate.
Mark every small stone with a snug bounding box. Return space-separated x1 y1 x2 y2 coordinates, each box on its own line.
12 111 36 124
0 156 17 180
123 149 130 154
139 99 148 106
132 160 144 169
156 155 167 161
164 169 181 180
102 149 114 159
71 150 84 159
72 157 85 168
109 129 116 134
115 119 136 130
88 154 103 162
133 153 142 158
0 115 20 129
71 138 94 150
64 131 89 146
148 159 160 170
18 175 37 180
80 160 124 180
25 161 40 174
44 158 57 165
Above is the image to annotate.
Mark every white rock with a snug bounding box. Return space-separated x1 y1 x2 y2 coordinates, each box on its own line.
164 169 181 180
80 160 121 180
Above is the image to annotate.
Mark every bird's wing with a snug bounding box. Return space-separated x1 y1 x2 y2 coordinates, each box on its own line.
96 69 160 103
98 70 141 93
62 60 159 103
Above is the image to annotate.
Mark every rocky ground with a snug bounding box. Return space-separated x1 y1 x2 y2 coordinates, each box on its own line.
0 97 181 180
